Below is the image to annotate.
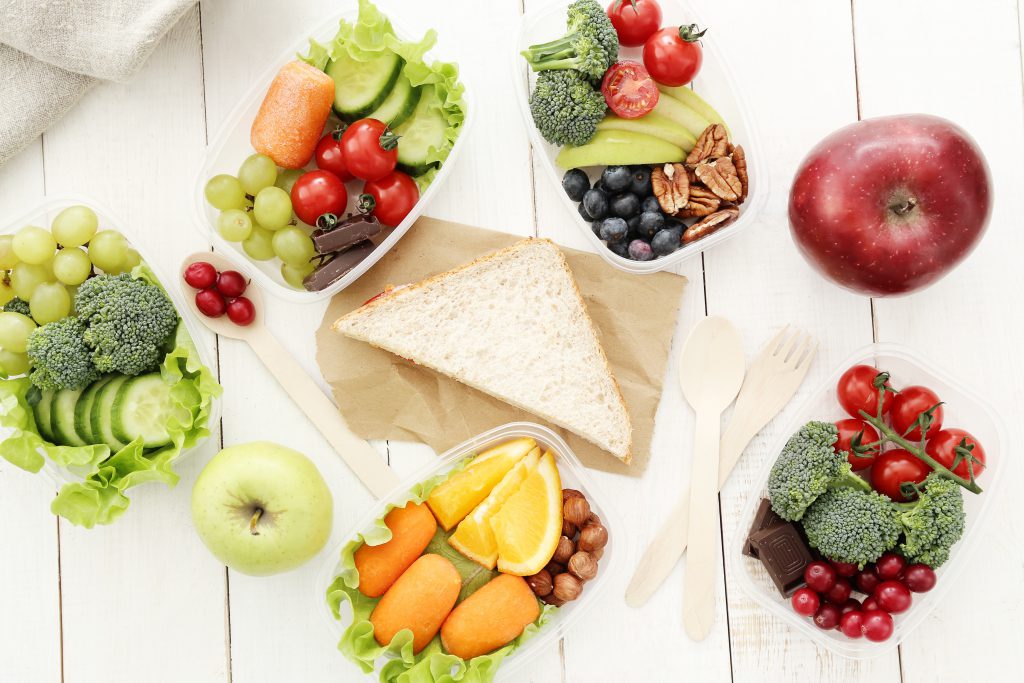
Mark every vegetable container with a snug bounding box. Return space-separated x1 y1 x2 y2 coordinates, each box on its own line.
732 342 1007 659
513 0 767 274
193 4 474 304
0 195 221 489
315 422 623 681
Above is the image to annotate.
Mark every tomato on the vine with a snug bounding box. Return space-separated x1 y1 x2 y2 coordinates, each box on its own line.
834 418 881 470
290 170 348 226
341 118 399 182
601 61 659 119
870 449 930 502
361 171 419 228
315 131 353 181
890 385 944 442
606 0 662 48
642 24 705 87
836 364 894 419
926 428 986 481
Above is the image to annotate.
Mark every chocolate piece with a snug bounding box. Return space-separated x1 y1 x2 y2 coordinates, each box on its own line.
749 522 813 596
743 498 785 557
302 241 376 291
311 214 381 255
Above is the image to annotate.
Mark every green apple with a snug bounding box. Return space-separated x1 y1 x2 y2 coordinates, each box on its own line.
191 441 333 576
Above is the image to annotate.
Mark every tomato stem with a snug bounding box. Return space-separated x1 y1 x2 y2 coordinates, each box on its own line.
678 23 707 43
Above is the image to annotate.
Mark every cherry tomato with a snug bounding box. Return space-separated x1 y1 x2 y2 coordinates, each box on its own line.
837 365 894 419
315 131 353 181
834 418 881 470
226 297 256 326
291 170 348 226
840 598 862 615
341 119 399 182
890 385 944 442
874 553 906 581
215 270 247 298
813 602 842 630
184 261 216 290
642 24 705 87
926 428 986 481
824 578 852 605
791 587 819 617
606 0 662 47
862 610 894 642
830 560 858 578
362 171 419 227
600 61 659 119
871 449 931 502
804 561 837 593
855 568 881 595
195 289 226 318
839 610 865 638
902 564 937 593
874 580 912 614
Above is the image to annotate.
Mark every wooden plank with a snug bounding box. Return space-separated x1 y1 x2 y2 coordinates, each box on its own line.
852 0 1024 678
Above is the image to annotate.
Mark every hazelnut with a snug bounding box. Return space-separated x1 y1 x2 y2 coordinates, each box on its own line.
562 488 584 502
585 512 601 528
578 524 608 553
542 593 565 607
553 572 583 602
591 548 604 561
568 551 598 581
552 535 575 564
526 569 553 597
562 518 578 538
544 561 565 576
563 497 591 527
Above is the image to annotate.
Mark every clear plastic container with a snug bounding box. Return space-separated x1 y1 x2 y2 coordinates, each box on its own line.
193 7 474 304
0 195 221 489
514 0 768 274
315 422 623 681
732 342 1007 659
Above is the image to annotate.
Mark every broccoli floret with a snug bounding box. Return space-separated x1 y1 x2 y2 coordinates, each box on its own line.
3 297 32 317
75 274 178 376
767 421 870 521
529 70 607 147
25 317 100 391
801 487 901 568
521 0 618 80
897 473 965 568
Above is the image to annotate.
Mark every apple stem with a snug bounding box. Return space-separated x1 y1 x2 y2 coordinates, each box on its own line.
890 196 917 216
249 508 263 535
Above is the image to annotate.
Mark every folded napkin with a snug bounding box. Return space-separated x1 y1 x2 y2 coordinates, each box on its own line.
0 0 195 165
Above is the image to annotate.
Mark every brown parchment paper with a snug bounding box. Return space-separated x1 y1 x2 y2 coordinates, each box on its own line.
315 217 687 476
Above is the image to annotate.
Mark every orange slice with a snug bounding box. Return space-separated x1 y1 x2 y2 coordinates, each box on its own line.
489 451 563 576
449 447 541 568
427 437 536 531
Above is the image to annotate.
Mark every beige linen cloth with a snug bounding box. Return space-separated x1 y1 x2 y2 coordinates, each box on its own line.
0 0 194 165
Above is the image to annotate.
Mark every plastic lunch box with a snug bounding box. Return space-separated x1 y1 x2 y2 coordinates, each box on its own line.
732 342 1007 659
193 3 474 304
514 0 768 274
315 422 623 681
0 196 221 488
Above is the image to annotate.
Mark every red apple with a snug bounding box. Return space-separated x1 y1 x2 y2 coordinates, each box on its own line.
788 114 991 296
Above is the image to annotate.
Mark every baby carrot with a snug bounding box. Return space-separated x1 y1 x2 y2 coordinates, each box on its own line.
250 60 334 169
355 502 437 598
440 574 541 660
370 554 461 654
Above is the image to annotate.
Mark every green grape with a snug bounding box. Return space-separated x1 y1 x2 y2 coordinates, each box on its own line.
52 248 92 285
51 205 98 248
275 168 303 195
253 187 293 230
204 174 246 210
238 153 278 195
0 312 37 352
242 226 276 261
29 282 71 324
122 249 142 270
0 235 19 269
281 261 315 289
12 225 57 264
0 278 14 306
272 227 315 267
0 348 30 376
88 230 129 272
11 262 51 300
217 209 253 242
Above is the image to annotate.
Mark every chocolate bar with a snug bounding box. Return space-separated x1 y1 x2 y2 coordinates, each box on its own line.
311 214 381 255
302 241 376 292
749 522 813 596
742 498 785 558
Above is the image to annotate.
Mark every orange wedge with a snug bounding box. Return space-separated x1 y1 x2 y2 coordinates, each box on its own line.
489 451 563 576
449 447 541 568
427 437 536 531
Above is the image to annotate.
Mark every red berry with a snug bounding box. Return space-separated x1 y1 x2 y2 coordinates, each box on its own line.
791 587 820 617
840 598 862 615
839 610 865 639
862 596 880 612
226 296 256 326
195 289 226 317
875 580 912 614
813 602 842 630
830 560 858 577
184 261 217 289
855 568 881 595
902 564 937 593
216 270 248 298
804 561 837 593
875 553 906 581
861 610 894 642
824 578 852 605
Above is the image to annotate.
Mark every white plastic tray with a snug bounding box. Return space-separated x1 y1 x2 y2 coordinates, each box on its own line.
315 422 624 681
193 2 474 304
514 0 768 274
732 342 1006 659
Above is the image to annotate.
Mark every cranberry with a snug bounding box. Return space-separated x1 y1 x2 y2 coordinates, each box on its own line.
804 561 837 593
840 598 862 615
226 296 256 326
824 578 852 604
813 602 842 630
875 580 912 614
839 610 865 639
902 564 937 593
184 261 217 289
195 289 226 317
875 553 906 581
216 270 248 298
792 587 820 617
855 569 881 595
830 560 858 578
861 610 895 642
862 596 880 612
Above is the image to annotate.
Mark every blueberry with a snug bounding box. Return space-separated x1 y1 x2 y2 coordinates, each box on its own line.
599 216 629 243
607 240 631 258
628 239 655 261
626 214 641 238
629 166 653 196
636 211 666 238
601 166 632 192
651 225 684 256
610 192 641 218
562 169 590 202
578 201 594 222
591 220 603 238
642 196 662 214
582 189 609 220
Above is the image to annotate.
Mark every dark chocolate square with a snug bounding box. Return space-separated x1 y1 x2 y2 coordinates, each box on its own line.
749 522 813 596
742 498 785 558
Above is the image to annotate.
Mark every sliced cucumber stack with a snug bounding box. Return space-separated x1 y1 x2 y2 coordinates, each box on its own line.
74 377 110 445
35 390 55 442
51 388 87 447
92 376 130 451
326 50 403 121
111 374 174 449
367 74 421 128
394 89 449 176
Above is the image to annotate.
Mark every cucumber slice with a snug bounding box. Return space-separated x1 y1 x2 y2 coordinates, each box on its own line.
52 388 86 447
326 50 403 121
368 75 421 128
394 89 449 176
111 374 173 448
34 390 55 442
74 377 111 445
93 375 130 452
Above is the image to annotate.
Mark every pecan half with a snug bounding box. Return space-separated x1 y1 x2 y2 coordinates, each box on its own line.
682 207 740 244
732 145 748 203
686 124 729 165
651 163 689 214
677 186 720 218
695 157 742 202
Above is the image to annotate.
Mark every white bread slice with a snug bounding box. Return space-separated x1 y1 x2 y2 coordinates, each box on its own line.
332 238 632 463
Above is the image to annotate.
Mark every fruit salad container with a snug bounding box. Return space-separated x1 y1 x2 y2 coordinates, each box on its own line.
732 342 1007 659
514 0 767 274
193 3 474 304
315 422 623 681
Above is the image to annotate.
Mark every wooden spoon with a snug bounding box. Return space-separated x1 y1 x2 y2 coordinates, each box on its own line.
677 316 745 641
178 251 400 499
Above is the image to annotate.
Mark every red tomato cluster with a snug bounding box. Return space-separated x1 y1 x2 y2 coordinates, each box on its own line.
605 0 705 93
184 262 256 326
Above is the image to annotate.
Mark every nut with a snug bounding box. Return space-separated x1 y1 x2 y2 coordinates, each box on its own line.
732 144 748 202
562 488 585 502
686 123 729 165
562 518 578 538
542 593 565 607
526 569 553 597
545 560 565 576
552 535 576 564
591 547 605 561
553 572 583 602
585 512 601 528
651 163 689 214
578 523 608 553
568 551 599 581
695 157 742 202
677 186 720 218
683 207 741 244
563 496 591 527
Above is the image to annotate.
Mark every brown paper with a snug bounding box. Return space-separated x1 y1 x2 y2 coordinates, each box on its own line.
315 217 687 476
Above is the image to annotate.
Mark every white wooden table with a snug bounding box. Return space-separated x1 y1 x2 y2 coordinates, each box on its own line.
2 1 1022 681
